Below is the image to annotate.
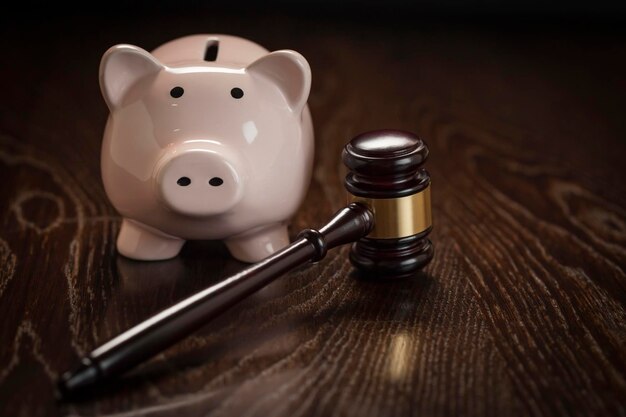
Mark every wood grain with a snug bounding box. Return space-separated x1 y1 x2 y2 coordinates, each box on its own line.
0 13 625 417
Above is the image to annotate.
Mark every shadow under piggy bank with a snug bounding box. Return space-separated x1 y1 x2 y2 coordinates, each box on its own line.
114 240 247 294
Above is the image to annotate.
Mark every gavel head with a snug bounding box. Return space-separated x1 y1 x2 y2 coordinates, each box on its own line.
342 130 434 278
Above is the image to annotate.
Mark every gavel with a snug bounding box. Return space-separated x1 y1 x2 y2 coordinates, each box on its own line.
58 130 433 398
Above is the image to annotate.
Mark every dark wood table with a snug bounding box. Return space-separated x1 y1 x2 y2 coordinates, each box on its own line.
1 11 625 417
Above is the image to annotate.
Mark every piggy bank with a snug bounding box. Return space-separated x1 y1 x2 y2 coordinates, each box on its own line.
99 35 314 262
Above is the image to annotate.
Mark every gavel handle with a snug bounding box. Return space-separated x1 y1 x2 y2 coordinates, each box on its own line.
58 203 373 398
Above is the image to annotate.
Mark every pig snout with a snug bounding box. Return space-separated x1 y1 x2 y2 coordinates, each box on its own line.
154 145 244 217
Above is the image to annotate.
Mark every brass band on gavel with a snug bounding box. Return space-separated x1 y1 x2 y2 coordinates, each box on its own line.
349 185 432 239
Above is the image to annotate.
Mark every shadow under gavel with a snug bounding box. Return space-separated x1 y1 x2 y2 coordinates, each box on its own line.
58 130 433 399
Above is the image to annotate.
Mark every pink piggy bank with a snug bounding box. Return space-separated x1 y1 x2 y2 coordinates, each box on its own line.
99 35 314 262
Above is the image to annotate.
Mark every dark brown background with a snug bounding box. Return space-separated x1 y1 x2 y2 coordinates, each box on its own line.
0 4 625 416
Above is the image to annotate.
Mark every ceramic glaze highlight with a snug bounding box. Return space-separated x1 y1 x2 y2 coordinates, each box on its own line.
100 35 314 262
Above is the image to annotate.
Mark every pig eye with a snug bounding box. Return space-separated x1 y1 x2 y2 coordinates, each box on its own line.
230 88 244 99
177 177 191 186
170 87 184 98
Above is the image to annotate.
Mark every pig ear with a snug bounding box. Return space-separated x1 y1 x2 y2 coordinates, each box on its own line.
247 50 311 113
99 44 164 110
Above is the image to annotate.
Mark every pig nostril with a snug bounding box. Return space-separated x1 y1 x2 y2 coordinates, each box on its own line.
177 177 191 186
209 177 224 187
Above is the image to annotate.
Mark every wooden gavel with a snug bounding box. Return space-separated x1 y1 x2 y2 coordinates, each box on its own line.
58 130 433 398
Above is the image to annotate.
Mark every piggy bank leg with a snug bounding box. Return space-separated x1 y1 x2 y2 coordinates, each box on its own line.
225 223 289 263
117 219 185 261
